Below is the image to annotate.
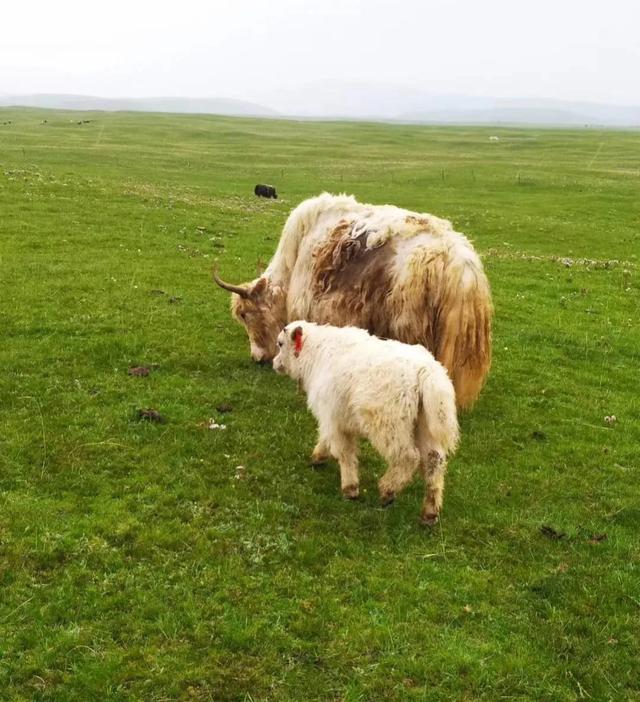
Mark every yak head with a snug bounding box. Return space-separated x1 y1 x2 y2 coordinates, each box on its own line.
213 268 287 363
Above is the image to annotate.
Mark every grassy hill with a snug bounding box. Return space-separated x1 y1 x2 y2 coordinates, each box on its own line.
1 107 639 701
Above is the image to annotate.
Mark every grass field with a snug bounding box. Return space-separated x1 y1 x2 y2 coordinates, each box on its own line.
1 107 639 701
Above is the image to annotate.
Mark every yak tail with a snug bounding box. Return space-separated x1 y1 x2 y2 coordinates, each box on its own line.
418 366 460 455
435 257 492 410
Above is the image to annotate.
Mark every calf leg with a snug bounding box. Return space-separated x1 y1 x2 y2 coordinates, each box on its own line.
420 449 447 525
310 434 331 466
311 418 334 466
415 418 449 525
330 432 360 499
377 445 421 507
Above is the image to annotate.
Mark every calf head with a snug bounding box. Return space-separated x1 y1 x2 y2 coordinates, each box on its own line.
213 268 287 363
273 324 304 378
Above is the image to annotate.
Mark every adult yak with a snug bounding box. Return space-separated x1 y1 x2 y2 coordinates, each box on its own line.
254 184 277 198
213 193 492 409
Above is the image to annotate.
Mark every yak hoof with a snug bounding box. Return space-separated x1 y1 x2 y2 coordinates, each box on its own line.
310 454 329 468
420 511 439 527
342 484 360 500
380 491 395 507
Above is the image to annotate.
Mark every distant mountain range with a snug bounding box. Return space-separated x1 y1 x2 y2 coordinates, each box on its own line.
0 93 278 117
398 98 640 127
2 90 639 127
260 83 640 126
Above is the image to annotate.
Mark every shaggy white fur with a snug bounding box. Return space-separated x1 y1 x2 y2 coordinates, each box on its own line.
273 321 459 525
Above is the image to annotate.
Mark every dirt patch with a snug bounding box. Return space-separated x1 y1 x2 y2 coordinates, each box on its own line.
128 366 150 377
136 408 165 423
539 525 567 541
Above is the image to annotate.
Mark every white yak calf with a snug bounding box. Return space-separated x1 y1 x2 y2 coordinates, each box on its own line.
273 321 459 525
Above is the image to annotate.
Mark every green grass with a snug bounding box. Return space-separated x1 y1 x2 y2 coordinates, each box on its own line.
1 107 639 701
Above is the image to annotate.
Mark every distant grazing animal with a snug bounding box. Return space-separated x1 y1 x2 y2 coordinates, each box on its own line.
254 183 278 199
273 321 459 525
489 136 500 142
213 192 492 409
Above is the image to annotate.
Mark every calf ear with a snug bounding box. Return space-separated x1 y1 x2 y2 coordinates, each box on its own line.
291 325 304 356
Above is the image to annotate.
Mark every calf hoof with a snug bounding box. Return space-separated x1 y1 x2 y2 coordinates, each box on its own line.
380 490 396 507
420 511 439 527
342 484 360 500
310 454 329 468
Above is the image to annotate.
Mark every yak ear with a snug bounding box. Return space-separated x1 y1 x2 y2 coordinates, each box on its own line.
291 325 303 342
251 277 268 297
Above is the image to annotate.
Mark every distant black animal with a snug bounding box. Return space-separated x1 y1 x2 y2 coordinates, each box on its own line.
254 184 278 199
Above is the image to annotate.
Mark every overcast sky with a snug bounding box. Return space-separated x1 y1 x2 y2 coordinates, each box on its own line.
3 0 640 111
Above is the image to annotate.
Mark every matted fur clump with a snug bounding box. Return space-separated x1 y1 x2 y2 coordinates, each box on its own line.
213 192 493 409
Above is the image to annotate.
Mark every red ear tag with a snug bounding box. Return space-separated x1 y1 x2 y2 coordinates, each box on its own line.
293 329 304 357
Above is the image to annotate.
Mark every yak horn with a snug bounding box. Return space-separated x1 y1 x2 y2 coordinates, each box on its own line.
212 267 250 298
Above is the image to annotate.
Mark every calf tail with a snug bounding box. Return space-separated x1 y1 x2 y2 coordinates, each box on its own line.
418 365 459 455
